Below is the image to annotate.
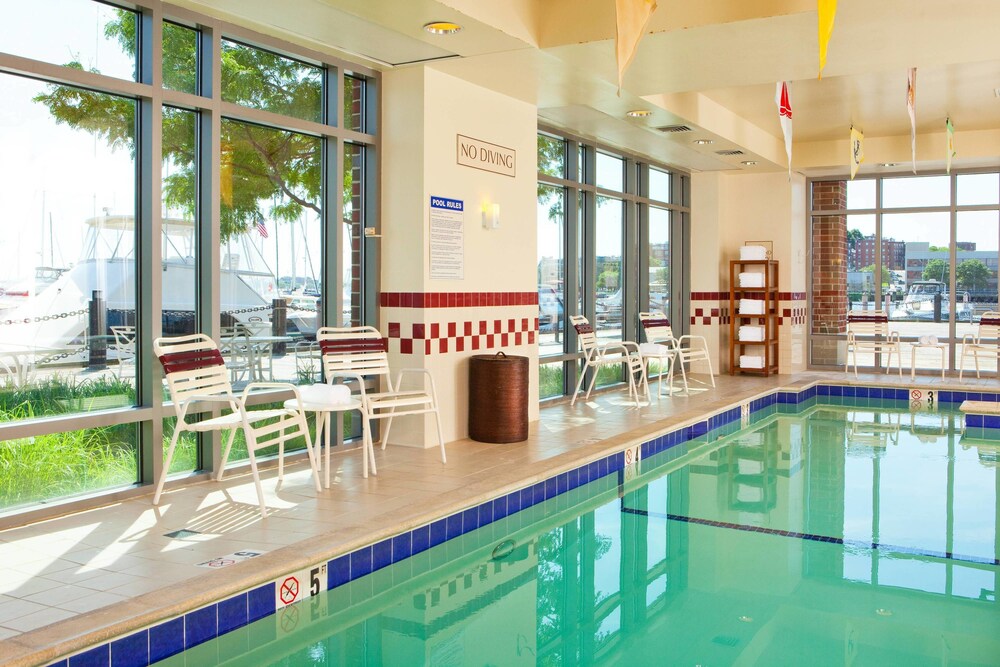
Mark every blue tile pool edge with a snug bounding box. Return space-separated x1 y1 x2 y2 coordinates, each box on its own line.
50 381 1000 667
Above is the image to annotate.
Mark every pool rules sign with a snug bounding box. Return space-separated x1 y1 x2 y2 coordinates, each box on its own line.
429 196 464 280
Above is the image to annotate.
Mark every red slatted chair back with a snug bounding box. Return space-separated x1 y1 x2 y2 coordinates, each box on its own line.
317 326 391 381
154 334 232 404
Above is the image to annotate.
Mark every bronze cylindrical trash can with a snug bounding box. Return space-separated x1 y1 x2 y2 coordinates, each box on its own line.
469 352 528 443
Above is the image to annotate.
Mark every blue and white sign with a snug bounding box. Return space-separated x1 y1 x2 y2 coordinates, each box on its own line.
430 196 464 280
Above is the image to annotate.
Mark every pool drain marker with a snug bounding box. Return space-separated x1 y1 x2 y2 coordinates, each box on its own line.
491 539 516 560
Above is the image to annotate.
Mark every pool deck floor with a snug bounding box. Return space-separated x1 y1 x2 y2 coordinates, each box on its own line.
1 369 997 666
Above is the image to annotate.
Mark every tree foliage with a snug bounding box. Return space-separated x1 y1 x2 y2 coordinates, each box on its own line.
31 9 346 241
922 259 949 285
956 259 991 290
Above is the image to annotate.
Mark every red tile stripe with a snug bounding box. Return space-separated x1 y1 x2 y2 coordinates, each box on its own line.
388 318 538 355
689 291 806 301
380 292 537 308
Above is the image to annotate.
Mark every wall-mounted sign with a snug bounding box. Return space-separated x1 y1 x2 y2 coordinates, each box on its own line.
457 134 516 178
429 196 464 280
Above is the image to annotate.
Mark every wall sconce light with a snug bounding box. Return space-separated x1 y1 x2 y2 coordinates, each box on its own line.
482 202 500 230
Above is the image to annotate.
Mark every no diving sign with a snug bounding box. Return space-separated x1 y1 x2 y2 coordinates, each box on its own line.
274 564 327 609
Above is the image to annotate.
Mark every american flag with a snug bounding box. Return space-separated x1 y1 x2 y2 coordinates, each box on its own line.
256 217 268 238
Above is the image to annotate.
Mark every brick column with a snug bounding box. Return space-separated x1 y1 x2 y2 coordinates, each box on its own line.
811 181 847 365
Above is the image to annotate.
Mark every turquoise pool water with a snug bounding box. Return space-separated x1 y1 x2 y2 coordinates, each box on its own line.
158 399 1000 666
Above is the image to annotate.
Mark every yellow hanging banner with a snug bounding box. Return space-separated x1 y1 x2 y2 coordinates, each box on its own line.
818 0 837 79
616 0 658 94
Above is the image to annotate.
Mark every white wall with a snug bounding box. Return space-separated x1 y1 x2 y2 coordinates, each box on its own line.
380 67 539 447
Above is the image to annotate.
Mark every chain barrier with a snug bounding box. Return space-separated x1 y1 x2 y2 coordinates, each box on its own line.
0 308 88 327
221 306 272 316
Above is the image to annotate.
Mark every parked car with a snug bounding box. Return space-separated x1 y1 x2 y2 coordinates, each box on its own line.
539 286 564 333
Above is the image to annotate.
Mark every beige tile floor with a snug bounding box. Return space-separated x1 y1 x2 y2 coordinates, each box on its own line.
1 369 997 666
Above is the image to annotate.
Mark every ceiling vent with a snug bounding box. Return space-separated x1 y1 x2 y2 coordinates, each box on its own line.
715 149 745 156
655 124 692 133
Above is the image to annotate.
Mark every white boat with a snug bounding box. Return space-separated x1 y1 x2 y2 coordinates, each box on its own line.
0 215 317 355
896 280 973 321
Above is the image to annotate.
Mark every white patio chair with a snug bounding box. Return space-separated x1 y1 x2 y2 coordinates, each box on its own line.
153 333 321 518
845 312 902 378
317 326 446 465
640 311 715 394
110 325 136 379
569 315 647 406
959 311 1000 380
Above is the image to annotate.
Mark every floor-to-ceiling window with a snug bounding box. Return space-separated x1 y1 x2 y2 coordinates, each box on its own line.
810 171 1000 373
536 130 689 401
0 0 378 520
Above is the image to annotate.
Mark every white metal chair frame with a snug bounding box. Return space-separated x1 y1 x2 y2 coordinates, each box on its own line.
153 333 321 518
569 315 648 406
317 326 446 466
959 311 1000 380
110 325 136 379
845 312 902 378
639 311 715 395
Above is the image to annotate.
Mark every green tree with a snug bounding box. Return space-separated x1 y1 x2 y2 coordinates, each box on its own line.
956 259 991 291
860 263 893 288
32 9 346 242
922 259 950 285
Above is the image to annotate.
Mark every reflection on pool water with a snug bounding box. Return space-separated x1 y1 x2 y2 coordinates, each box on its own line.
159 399 1000 666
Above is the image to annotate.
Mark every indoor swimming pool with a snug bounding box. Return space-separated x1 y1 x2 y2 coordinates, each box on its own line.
127 392 1000 666
55 386 1000 666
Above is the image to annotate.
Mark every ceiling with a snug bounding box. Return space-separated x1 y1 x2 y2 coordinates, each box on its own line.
179 0 1000 176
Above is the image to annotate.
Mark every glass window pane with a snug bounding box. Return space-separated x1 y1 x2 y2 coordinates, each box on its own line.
0 1 138 81
538 361 564 400
0 423 138 511
957 173 1000 206
649 168 670 202
844 179 875 209
538 134 565 179
0 74 136 419
596 152 623 191
845 213 876 307
344 143 365 327
162 107 197 339
882 175 950 208
538 184 565 357
344 75 366 133
956 211 999 354
647 207 670 314
595 196 623 370
221 40 323 124
220 119 320 385
885 211 951 334
163 22 198 94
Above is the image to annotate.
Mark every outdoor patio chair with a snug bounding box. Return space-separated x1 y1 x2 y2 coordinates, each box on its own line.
317 326 446 464
845 311 902 378
110 325 136 379
153 333 321 518
569 315 647 406
639 311 715 395
959 311 1000 380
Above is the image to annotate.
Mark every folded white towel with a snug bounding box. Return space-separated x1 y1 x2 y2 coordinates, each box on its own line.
740 354 765 369
639 342 673 357
740 245 768 260
298 383 353 405
918 334 939 345
739 299 764 315
738 272 765 288
738 325 765 341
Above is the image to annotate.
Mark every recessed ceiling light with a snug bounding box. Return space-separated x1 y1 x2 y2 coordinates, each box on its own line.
738 616 754 623
878 162 898 167
875 608 893 617
741 160 758 166
693 139 714 145
626 109 652 118
423 21 462 35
